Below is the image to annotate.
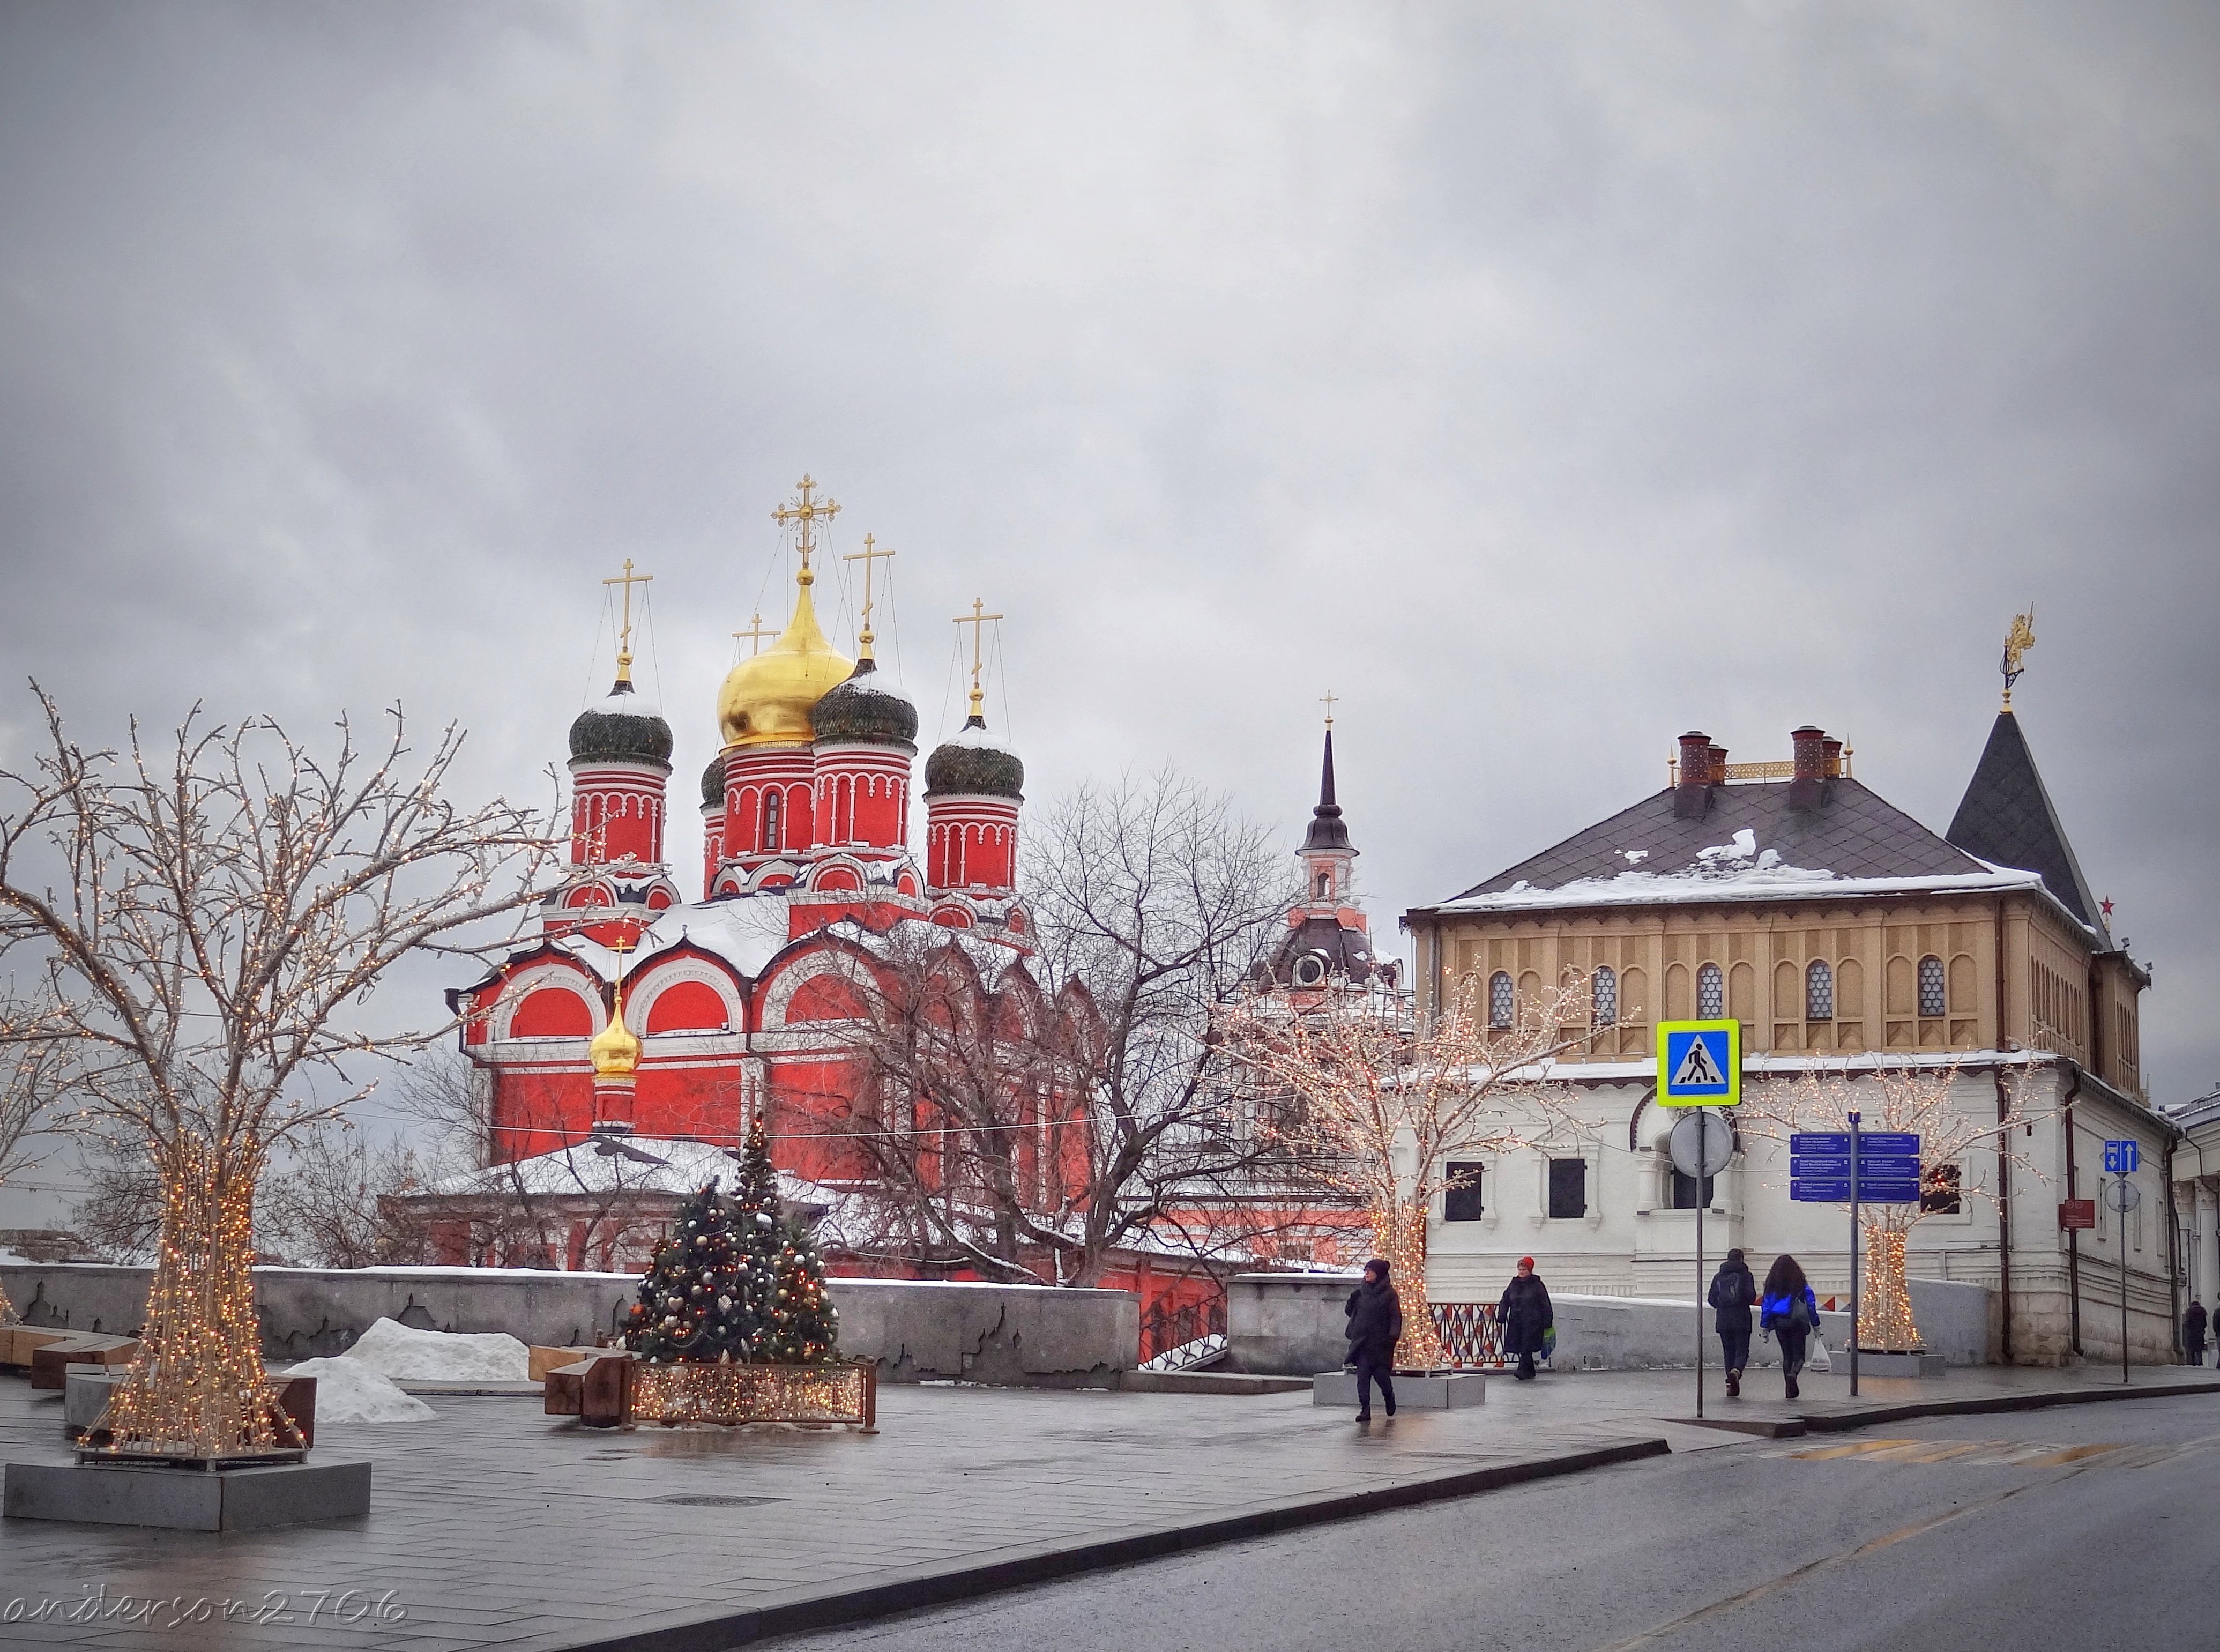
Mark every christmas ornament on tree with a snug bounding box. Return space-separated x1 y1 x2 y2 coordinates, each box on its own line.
726 1109 840 1365
623 1180 760 1364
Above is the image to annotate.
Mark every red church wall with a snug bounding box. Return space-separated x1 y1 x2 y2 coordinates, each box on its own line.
511 990 595 1039
643 980 730 1033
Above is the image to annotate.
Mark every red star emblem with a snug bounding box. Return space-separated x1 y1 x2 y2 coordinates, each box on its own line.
2100 898 2114 919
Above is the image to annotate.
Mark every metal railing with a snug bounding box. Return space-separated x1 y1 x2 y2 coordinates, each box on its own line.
1138 1296 1228 1370
1429 1301 1509 1369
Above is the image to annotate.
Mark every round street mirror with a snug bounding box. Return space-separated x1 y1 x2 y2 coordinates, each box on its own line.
2102 1177 2141 1214
1668 1110 1734 1178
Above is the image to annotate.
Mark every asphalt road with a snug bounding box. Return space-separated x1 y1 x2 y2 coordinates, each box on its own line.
774 1392 2220 1652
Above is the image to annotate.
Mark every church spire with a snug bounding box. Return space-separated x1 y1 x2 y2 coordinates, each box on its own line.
1301 703 1352 855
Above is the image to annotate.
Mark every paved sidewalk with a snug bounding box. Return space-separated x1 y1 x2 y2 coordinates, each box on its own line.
0 1362 2213 1652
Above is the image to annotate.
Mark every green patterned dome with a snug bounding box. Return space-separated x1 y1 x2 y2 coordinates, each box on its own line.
569 680 673 768
923 716 1024 801
700 750 727 810
810 658 919 750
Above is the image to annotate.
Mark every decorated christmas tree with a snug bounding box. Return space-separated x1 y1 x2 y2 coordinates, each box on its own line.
623 1179 758 1363
728 1111 840 1365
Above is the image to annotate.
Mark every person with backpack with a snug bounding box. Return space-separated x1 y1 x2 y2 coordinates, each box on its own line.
1498 1256 1553 1381
1708 1247 1757 1398
1344 1257 1403 1422
1760 1253 1820 1400
2184 1299 2208 1367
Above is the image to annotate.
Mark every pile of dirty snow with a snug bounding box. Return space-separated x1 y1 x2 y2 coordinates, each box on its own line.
338 1316 532 1383
283 1357 436 1423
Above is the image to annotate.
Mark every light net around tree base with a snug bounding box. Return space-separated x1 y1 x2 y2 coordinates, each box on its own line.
1371 1204 1447 1370
90 1138 302 1462
631 1359 876 1429
1857 1225 1923 1353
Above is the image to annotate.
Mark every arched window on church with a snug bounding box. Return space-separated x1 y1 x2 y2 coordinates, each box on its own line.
761 789 781 852
1591 966 1618 1028
1488 971 1514 1029
1697 962 1725 1019
1313 869 1330 900
1918 955 1947 1017
1806 959 1834 1022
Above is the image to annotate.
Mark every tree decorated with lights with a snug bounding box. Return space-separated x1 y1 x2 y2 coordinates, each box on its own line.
0 692 554 1460
728 1110 839 1364
623 1179 761 1363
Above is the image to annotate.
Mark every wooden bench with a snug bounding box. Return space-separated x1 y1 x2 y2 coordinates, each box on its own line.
543 1353 634 1428
29 1334 139 1390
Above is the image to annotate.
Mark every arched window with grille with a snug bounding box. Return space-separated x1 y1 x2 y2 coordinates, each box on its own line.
1805 959 1834 1022
1488 971 1514 1029
1592 965 1618 1028
1697 962 1725 1019
1918 954 1946 1017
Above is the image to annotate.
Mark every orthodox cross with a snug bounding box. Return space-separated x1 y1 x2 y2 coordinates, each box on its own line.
2000 607 2035 710
731 613 774 657
1320 689 1337 728
843 532 896 660
602 558 654 684
772 474 840 576
954 598 1004 720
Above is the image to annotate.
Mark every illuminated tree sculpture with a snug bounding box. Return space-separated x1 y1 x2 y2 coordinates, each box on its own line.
1749 1058 2038 1353
0 691 556 1459
1227 971 1600 1368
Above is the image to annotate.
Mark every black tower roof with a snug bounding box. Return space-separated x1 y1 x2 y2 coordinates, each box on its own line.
1945 711 2104 932
1300 729 1353 854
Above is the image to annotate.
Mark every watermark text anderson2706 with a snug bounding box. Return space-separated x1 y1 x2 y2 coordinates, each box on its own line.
2 1586 406 1628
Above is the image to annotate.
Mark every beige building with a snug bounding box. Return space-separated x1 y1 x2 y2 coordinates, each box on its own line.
1403 704 2177 1365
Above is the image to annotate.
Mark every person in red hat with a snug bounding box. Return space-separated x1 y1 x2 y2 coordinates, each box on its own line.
1498 1256 1553 1380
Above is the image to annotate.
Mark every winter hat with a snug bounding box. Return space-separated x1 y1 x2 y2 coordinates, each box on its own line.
1365 1257 1391 1282
1517 1256 1535 1270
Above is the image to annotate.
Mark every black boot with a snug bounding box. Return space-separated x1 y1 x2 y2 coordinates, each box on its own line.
1726 1369 1740 1398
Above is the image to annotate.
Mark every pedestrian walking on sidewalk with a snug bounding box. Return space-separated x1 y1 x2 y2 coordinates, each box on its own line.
2185 1300 2208 1367
1760 1254 1820 1401
1345 1257 1403 1422
1708 1248 1757 1398
1499 1257 1553 1381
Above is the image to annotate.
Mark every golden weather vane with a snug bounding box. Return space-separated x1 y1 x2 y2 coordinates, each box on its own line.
771 474 840 580
602 558 654 686
1320 690 1337 728
954 597 1004 721
844 532 896 661
732 613 774 657
2001 607 2036 710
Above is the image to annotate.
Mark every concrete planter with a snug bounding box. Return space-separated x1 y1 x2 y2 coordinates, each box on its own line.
1852 1351 1948 1379
4 1460 370 1531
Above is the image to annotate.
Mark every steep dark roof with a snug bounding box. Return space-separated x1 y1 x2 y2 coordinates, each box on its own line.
1268 914 1391 988
1300 728 1352 853
1945 711 2104 931
1447 777 1990 901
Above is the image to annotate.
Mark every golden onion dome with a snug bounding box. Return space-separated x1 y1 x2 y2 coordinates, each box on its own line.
588 984 641 1080
716 570 856 747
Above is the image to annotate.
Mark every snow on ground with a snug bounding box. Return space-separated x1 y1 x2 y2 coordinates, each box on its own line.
339 1317 532 1382
282 1357 436 1423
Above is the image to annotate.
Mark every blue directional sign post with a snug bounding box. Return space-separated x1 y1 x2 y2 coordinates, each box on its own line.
1790 1119 1923 1397
2103 1143 2142 1385
2104 1139 2140 1175
1657 1022 1741 1418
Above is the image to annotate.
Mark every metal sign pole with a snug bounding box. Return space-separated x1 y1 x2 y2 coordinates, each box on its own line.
1696 1107 1705 1420
1849 1110 1861 1400
2121 1183 2132 1386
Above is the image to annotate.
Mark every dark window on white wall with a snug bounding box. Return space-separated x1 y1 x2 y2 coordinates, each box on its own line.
1548 1158 1588 1219
1918 955 1947 1017
1443 1162 1485 1222
1697 962 1725 1019
1670 1169 1715 1209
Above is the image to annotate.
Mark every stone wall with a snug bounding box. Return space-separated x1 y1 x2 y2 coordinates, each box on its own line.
0 1263 1139 1388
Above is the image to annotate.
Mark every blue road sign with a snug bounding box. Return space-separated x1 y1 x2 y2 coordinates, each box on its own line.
2104 1140 2140 1174
1791 1179 1851 1202
1857 1133 1920 1156
1657 1021 1741 1105
1791 1132 1850 1156
1790 1129 1921 1202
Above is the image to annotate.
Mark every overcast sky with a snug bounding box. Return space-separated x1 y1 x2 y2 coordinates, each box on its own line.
3 4 2217 1217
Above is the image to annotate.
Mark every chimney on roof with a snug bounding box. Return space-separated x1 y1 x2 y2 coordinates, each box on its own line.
1675 731 1716 819
1789 725 1829 813
1822 736 1843 779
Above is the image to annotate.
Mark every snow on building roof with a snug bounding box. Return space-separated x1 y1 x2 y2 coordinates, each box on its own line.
1417 777 2079 922
420 1135 845 1207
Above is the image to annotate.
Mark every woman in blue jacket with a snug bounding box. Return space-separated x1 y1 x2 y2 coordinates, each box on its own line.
1760 1254 1820 1401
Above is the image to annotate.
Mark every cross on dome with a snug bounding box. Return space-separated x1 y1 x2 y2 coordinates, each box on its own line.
844 533 896 660
955 598 1005 721
601 558 654 686
772 474 840 579
732 613 774 657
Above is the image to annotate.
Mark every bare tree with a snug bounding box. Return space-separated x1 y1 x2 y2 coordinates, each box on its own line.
1746 1058 2039 1353
0 1019 73 1320
0 689 557 1457
834 768 1302 1286
258 1126 434 1269
1226 971 1601 1367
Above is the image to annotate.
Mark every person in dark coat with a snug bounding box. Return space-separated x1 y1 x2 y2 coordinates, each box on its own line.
1498 1256 1553 1381
1760 1253 1820 1401
1344 1257 1403 1422
2185 1300 2208 1367
1708 1248 1757 1398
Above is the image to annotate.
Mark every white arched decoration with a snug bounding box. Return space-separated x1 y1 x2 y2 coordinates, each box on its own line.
492 960 605 1041
630 955 746 1035
758 946 882 1030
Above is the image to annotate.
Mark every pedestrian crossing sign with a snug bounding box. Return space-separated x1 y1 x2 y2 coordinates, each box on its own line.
1657 1020 1741 1107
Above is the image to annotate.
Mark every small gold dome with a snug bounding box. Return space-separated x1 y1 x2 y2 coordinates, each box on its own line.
589 985 641 1080
717 571 856 747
